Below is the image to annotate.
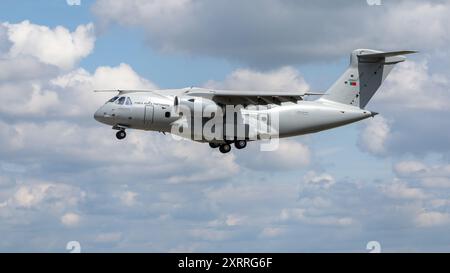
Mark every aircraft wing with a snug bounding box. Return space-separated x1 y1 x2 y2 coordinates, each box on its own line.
94 89 156 95
185 88 323 105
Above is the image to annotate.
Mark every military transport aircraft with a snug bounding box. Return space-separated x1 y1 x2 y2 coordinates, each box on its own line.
94 49 416 153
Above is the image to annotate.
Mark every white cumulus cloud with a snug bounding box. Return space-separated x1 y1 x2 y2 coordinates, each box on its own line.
375 60 450 111
3 20 95 69
358 116 391 156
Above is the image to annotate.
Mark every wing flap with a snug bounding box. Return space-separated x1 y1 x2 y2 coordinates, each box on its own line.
185 88 323 105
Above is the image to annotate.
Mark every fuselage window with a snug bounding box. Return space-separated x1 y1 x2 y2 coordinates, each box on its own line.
108 96 119 103
116 97 126 105
126 97 132 105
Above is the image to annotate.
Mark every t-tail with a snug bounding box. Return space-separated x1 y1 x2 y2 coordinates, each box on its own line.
319 49 417 108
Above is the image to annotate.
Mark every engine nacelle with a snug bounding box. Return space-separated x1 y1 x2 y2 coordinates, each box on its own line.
174 96 220 115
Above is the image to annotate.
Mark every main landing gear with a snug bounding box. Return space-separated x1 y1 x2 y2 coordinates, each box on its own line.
209 140 247 154
116 130 126 140
209 143 220 149
219 143 231 154
234 140 247 149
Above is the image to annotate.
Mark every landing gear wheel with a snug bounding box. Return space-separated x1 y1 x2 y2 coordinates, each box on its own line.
209 142 220 149
219 144 231 154
234 140 247 149
116 130 126 140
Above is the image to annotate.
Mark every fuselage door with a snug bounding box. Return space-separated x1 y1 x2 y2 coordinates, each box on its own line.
144 104 154 128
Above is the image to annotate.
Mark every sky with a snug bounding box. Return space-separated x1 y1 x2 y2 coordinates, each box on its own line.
0 0 450 252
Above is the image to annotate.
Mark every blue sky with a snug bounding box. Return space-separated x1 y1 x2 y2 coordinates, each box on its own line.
0 0 450 252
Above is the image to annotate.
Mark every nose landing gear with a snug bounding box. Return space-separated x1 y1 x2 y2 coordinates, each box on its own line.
116 130 126 140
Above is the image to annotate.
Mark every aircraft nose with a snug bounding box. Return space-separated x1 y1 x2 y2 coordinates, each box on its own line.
94 108 103 122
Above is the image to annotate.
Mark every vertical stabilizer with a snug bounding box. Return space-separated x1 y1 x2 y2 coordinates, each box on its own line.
320 49 416 108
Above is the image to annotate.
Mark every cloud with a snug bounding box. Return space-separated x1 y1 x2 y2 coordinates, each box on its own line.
375 60 450 111
92 0 450 67
61 212 81 227
225 214 245 227
260 227 285 238
0 56 59 82
0 63 156 119
394 161 428 176
0 21 151 120
0 120 242 185
358 116 390 156
280 208 354 227
13 184 52 208
5 183 85 209
49 63 157 118
415 211 450 228
165 141 240 184
380 2 450 52
118 191 138 207
362 58 450 157
422 177 450 188
204 180 297 208
0 83 61 117
205 66 309 92
240 140 311 171
0 64 156 119
382 179 427 200
303 171 335 189
2 21 95 69
430 199 450 209
0 181 85 227
394 161 450 188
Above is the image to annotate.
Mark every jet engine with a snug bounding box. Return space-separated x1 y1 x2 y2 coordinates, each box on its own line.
173 96 220 115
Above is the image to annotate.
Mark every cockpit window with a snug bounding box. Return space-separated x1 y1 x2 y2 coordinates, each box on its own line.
116 97 126 105
126 97 132 105
108 96 119 103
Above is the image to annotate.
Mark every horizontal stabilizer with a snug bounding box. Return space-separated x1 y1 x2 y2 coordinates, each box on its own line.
358 50 418 59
